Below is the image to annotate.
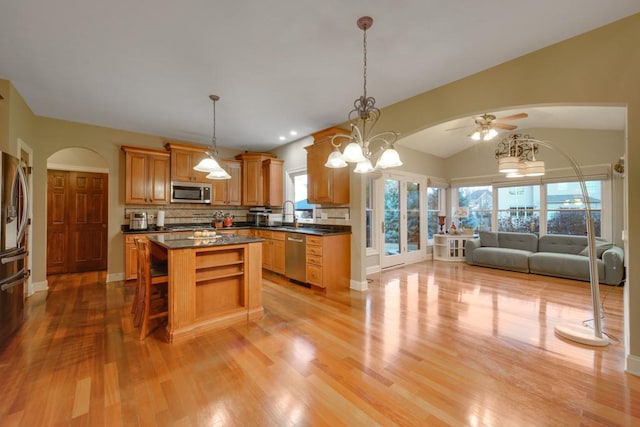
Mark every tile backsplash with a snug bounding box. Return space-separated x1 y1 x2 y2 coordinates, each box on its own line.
123 204 351 226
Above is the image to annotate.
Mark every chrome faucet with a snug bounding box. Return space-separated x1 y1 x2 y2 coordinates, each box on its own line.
282 200 296 224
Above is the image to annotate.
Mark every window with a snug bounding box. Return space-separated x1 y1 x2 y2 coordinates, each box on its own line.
426 187 442 240
546 181 601 236
292 173 312 219
497 185 540 233
456 185 493 231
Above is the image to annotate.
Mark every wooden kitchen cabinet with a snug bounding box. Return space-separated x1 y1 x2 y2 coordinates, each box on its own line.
255 229 285 274
235 153 283 207
212 159 242 206
306 127 350 205
306 234 350 290
263 158 284 207
125 231 191 280
164 142 211 183
122 146 171 205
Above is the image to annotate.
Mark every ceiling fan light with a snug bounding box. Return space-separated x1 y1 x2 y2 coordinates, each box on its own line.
498 156 520 173
484 128 498 140
325 147 348 168
194 157 222 172
470 131 481 141
353 158 375 174
375 147 403 169
342 141 367 163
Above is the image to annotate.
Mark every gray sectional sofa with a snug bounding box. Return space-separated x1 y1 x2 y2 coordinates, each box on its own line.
464 231 624 285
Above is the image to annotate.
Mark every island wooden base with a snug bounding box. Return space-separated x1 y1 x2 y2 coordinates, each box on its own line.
150 240 263 343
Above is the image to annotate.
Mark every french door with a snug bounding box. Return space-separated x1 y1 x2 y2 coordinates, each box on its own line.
380 173 427 269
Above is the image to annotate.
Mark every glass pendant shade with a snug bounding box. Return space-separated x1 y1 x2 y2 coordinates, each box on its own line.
524 160 545 176
325 147 348 168
342 141 367 163
470 131 481 141
194 157 222 172
206 168 232 180
375 147 403 169
353 158 375 174
498 156 520 173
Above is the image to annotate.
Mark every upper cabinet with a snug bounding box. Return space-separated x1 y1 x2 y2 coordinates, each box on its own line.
306 127 350 205
211 159 242 206
164 142 210 183
235 153 283 207
122 146 171 205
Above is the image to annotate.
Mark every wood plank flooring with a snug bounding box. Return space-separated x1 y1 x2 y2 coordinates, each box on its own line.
1 261 639 426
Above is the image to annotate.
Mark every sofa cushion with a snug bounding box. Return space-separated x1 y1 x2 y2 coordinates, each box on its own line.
538 234 587 255
479 231 499 247
529 252 605 282
473 247 532 273
497 232 538 252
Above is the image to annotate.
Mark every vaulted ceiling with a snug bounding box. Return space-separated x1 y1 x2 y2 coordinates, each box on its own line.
0 1 637 156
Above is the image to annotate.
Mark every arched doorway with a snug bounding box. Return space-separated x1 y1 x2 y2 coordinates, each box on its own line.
46 148 109 274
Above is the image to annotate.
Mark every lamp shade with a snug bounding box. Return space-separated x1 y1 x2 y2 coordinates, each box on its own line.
375 147 403 169
524 160 545 177
325 147 348 168
484 128 498 140
342 141 367 163
498 156 520 173
353 158 375 174
206 168 231 180
194 157 222 172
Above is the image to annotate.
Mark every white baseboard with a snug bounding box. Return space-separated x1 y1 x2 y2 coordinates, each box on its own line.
107 272 125 283
32 280 48 293
350 279 368 292
626 354 640 377
366 265 380 275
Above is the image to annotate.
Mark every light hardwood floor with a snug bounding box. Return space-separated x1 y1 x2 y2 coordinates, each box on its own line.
0 261 638 426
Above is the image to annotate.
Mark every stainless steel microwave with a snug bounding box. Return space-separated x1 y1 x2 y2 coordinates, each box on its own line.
171 181 212 204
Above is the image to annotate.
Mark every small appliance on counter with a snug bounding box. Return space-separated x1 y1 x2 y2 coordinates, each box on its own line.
129 212 148 230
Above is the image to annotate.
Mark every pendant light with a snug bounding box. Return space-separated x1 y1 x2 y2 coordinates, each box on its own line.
193 94 231 180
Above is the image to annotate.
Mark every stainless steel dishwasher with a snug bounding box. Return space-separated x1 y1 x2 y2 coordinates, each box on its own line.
285 232 307 284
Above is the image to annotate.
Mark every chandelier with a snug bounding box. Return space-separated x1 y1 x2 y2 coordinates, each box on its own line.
495 133 545 178
193 94 231 179
324 16 402 173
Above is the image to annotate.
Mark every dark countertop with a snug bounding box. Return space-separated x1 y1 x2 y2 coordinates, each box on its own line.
148 234 263 250
122 222 351 236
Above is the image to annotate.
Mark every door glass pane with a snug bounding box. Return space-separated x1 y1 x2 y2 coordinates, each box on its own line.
406 181 420 252
384 179 400 256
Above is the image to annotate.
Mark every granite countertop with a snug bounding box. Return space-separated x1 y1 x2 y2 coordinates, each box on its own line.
147 234 263 250
122 223 351 236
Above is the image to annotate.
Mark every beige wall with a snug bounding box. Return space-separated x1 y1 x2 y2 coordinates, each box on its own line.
0 80 9 152
2 12 639 371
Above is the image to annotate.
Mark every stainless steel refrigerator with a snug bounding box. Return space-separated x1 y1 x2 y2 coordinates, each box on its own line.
0 152 29 347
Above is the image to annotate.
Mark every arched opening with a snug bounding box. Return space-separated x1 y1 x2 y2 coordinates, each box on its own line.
46 147 110 275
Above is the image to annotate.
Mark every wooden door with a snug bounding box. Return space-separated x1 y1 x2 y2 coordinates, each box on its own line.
68 172 108 272
47 170 108 274
147 154 171 204
226 160 242 205
47 171 68 274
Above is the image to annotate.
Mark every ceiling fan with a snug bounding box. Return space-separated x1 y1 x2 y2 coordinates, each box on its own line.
447 112 529 141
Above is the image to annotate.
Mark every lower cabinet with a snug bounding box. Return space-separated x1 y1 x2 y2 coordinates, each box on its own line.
256 230 285 274
306 234 350 290
124 231 190 280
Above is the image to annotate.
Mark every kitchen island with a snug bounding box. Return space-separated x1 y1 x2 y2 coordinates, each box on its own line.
147 234 263 343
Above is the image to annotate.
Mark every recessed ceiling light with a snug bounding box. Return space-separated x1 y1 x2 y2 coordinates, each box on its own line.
289 130 298 136
279 136 286 141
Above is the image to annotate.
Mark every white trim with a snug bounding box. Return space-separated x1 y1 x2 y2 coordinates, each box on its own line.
47 162 110 174
366 264 380 275
350 279 368 291
107 272 125 283
625 354 640 377
31 279 48 294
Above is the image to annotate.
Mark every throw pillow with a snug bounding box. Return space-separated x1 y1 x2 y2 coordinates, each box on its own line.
479 231 499 247
578 242 613 258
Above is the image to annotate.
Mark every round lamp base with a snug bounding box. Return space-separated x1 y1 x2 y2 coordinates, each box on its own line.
555 322 609 347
